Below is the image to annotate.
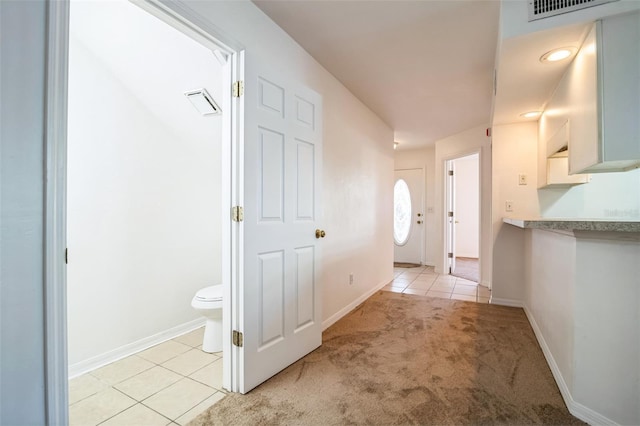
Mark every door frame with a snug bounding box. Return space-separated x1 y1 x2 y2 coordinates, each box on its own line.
43 1 244 423
442 149 482 279
445 160 456 274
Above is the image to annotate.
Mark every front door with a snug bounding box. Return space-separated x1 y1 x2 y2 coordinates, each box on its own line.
393 168 424 264
238 54 323 393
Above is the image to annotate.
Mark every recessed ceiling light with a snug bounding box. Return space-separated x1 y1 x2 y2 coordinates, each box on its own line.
540 47 576 63
520 111 542 119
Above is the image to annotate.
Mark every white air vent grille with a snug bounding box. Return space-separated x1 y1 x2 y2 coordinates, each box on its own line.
528 0 619 21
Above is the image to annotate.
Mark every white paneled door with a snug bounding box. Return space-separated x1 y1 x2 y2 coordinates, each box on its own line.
239 55 323 393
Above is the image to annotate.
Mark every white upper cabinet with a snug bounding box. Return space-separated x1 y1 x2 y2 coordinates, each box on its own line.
538 119 590 188
570 12 640 173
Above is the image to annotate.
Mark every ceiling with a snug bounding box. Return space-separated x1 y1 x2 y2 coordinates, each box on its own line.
493 21 591 126
254 0 500 150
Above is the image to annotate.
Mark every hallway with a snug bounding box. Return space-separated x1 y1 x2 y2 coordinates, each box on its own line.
189 291 582 425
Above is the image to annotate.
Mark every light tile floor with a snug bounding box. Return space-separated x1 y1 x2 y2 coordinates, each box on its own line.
69 327 225 426
383 265 491 303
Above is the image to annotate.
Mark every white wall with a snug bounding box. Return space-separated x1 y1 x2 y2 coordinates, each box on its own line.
572 235 640 425
67 0 223 369
394 147 437 265
539 169 640 218
523 228 640 425
0 2 48 424
491 122 540 303
525 229 576 393
434 125 492 286
453 154 479 258
166 1 395 327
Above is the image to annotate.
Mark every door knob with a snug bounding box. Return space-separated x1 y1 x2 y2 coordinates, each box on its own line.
417 213 423 217
417 220 423 224
315 229 326 239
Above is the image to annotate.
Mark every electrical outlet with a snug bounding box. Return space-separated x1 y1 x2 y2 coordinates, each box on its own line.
505 201 514 212
518 174 527 185
349 273 354 285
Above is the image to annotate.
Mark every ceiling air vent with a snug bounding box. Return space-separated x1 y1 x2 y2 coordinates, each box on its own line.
528 0 619 21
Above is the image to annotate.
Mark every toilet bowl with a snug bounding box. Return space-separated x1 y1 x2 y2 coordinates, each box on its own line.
191 285 223 353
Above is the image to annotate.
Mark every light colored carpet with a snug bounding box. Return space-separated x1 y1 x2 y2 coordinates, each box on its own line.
191 291 583 425
453 257 479 283
394 262 422 268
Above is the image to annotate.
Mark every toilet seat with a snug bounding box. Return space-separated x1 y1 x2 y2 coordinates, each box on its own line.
190 284 223 353
191 285 223 310
195 285 222 302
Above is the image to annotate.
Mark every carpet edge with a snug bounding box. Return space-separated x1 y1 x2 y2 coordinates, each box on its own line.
321 278 390 331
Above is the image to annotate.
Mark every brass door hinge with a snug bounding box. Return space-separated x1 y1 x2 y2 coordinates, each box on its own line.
448 253 454 258
232 330 244 347
448 211 454 217
232 206 244 222
448 170 454 176
232 81 244 98
65 248 68 264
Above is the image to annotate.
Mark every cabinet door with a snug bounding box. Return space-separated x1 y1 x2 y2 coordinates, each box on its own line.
570 12 640 173
568 24 599 174
598 11 640 168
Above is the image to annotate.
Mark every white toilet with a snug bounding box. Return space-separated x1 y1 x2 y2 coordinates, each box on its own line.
191 285 223 353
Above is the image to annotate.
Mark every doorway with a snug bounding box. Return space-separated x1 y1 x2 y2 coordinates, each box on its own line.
65 1 237 422
47 1 325 421
393 168 425 266
445 153 480 283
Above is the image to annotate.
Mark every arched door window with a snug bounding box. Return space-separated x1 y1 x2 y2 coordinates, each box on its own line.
393 179 412 245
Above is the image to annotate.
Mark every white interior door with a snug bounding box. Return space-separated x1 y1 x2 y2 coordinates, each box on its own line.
238 54 323 393
393 169 424 264
453 154 479 259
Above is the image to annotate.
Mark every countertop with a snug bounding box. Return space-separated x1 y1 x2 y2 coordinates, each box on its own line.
503 217 640 233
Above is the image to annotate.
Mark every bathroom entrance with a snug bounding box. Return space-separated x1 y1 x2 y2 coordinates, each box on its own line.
47 0 324 420
65 1 236 421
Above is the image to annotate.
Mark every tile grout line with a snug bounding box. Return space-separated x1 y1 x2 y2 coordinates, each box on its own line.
70 329 226 426
93 387 139 426
146 377 220 424
389 266 490 303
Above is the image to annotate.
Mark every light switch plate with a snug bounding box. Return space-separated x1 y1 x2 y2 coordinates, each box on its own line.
518 174 527 185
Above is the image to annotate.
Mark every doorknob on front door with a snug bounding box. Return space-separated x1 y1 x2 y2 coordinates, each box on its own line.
315 229 326 239
417 220 423 224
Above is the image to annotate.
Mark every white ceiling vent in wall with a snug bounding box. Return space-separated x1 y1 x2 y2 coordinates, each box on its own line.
528 0 619 21
184 88 221 115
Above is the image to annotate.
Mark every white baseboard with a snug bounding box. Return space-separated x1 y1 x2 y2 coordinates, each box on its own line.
322 279 389 331
68 317 206 379
523 305 617 426
489 297 523 307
